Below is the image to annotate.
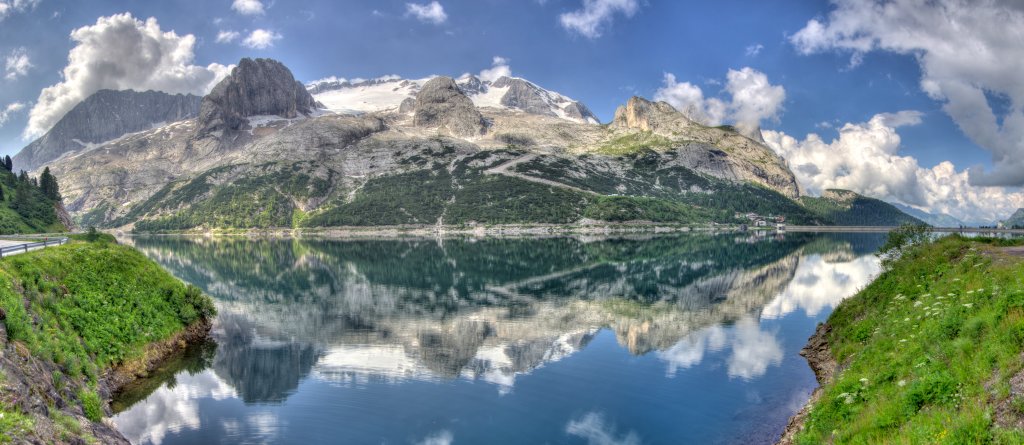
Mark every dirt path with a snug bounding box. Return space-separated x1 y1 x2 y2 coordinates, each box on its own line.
484 153 597 195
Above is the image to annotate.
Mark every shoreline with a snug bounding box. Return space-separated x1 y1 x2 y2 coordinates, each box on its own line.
776 323 838 444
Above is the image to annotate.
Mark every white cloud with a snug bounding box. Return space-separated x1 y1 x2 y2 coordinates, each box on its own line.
565 412 642 445
654 67 785 135
415 430 454 445
727 317 783 380
23 13 232 140
4 47 31 80
0 0 39 21
215 30 240 43
762 254 881 319
478 56 511 82
745 43 764 56
231 0 264 16
763 112 1024 223
789 0 1024 187
0 102 26 126
406 1 447 25
559 0 640 39
241 29 281 49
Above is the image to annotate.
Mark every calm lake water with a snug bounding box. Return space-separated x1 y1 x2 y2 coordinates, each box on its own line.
111 232 885 445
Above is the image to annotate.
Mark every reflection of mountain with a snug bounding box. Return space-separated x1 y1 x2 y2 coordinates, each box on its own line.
122 233 881 402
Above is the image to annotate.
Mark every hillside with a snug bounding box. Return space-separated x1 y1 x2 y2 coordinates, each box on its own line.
800 189 925 227
1003 208 1024 229
0 164 69 234
893 203 964 228
781 234 1024 444
0 237 216 444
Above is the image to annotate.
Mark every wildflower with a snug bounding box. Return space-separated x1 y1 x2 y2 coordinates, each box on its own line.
963 303 973 308
898 380 907 387
914 301 923 307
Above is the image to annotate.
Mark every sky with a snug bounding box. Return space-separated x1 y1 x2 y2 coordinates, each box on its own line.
0 0 1022 222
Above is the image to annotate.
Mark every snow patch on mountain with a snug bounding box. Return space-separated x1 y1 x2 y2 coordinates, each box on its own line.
307 74 599 124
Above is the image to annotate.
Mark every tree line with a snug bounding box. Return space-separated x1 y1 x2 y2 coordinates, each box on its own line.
0 154 64 233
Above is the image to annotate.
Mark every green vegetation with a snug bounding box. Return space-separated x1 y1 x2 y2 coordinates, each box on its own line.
0 238 215 380
594 131 676 155
800 189 924 226
793 234 1024 444
78 389 103 422
0 165 65 234
583 195 717 223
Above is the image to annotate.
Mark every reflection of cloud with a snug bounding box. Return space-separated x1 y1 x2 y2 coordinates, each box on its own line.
566 412 642 445
727 317 783 380
416 429 453 445
762 254 880 319
657 325 727 377
657 315 783 380
112 371 236 445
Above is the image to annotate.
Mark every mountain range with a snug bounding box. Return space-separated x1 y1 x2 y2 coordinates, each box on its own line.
11 57 923 232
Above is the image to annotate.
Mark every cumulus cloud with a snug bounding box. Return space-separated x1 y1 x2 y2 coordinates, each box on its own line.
560 0 640 39
763 112 1024 223
4 47 31 80
745 43 764 56
478 56 511 82
415 430 454 445
406 1 447 25
241 29 281 49
654 67 785 136
657 315 783 380
23 13 231 140
762 254 881 319
231 0 264 15
789 0 1024 187
215 30 240 44
565 412 642 445
0 102 26 126
0 0 39 21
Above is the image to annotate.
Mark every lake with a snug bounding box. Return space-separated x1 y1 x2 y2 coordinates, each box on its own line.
111 232 885 445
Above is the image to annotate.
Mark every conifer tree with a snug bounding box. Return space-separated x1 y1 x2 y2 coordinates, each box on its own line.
39 167 61 201
2 155 11 172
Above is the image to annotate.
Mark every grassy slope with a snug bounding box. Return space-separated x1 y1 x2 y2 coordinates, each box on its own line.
795 235 1024 444
0 237 215 442
0 170 65 234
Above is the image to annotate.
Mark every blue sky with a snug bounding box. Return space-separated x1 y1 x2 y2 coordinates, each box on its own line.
0 0 1021 221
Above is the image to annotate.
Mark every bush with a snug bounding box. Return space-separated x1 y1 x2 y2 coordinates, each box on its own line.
78 389 103 422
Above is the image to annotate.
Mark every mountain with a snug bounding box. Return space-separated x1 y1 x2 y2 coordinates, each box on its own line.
36 57 825 231
1003 208 1024 229
800 189 925 226
13 89 201 171
892 203 964 227
308 73 600 124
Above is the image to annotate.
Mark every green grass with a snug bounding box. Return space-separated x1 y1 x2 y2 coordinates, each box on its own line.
794 235 1024 444
594 131 676 156
0 238 215 381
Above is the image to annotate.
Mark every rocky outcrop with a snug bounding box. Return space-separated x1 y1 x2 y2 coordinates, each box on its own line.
13 89 201 171
612 96 694 134
491 76 599 123
196 58 318 137
412 76 486 137
1003 208 1024 228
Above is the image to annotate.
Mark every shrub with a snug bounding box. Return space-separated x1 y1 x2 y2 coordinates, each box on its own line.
78 389 103 422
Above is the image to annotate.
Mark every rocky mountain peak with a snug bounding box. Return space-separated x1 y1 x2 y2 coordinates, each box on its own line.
196 58 318 137
13 89 201 171
822 189 859 203
611 96 692 134
1003 208 1024 227
412 76 486 137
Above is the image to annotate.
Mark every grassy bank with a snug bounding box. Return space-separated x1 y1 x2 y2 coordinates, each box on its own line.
0 237 216 444
789 234 1024 444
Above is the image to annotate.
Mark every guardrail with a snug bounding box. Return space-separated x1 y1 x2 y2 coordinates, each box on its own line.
0 237 69 258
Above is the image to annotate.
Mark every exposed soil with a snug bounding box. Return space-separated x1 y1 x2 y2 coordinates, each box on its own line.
776 322 837 445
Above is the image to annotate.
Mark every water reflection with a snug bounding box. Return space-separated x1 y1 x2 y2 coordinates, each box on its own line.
112 233 884 445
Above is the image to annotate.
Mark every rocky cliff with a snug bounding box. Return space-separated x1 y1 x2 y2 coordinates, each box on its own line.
412 76 486 137
13 89 201 171
196 58 319 137
1003 208 1024 228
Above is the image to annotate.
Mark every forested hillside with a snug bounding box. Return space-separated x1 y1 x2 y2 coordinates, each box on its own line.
0 154 67 234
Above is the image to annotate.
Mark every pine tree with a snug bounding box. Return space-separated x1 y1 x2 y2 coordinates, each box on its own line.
17 170 28 183
39 167 61 201
2 155 11 172
0 185 5 201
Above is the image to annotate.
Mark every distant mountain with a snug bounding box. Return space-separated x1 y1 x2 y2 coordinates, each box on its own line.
1003 208 1024 229
36 58 823 231
307 73 600 124
891 203 964 227
800 189 925 226
13 89 201 171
